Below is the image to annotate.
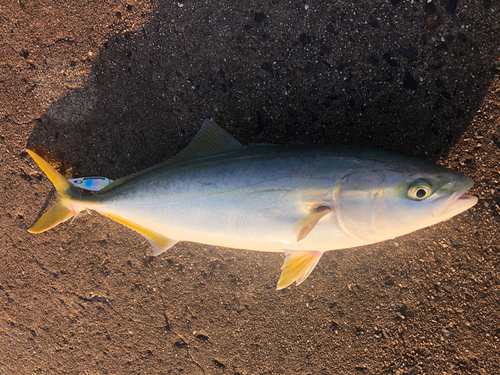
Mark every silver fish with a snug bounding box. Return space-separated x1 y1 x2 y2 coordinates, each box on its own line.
27 120 477 289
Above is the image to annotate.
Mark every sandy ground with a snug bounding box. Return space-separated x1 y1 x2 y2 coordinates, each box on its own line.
1 0 499 374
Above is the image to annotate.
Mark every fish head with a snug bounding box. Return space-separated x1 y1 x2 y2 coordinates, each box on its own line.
333 159 477 243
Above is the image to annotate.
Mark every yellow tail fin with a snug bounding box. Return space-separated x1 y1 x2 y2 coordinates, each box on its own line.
27 149 82 233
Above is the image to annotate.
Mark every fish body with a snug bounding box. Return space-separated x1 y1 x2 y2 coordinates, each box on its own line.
27 120 477 289
92 145 368 252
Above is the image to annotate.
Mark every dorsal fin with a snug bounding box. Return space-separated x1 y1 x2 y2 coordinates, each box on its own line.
174 119 242 160
97 120 242 194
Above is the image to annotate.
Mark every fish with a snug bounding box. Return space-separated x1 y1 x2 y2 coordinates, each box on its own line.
27 119 478 289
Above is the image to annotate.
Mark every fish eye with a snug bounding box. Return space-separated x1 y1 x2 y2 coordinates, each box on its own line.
408 180 432 201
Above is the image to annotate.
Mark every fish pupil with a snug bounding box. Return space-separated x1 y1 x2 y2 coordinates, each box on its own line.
416 188 426 198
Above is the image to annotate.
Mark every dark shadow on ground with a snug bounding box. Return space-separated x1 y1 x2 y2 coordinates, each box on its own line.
27 0 499 179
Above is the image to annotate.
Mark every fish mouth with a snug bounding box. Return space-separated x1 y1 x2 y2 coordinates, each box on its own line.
430 179 478 219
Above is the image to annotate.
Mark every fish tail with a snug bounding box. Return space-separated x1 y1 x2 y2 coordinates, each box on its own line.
27 149 83 233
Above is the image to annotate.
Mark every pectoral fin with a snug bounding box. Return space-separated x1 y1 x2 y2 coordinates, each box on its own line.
103 213 178 256
277 250 323 290
292 206 331 242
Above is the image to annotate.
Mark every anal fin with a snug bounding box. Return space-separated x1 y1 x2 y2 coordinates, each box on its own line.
104 213 178 256
277 250 323 290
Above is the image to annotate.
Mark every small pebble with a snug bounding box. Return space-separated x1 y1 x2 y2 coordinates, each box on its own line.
442 328 451 337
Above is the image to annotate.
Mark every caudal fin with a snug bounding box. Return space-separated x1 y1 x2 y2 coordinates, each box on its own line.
27 149 83 233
